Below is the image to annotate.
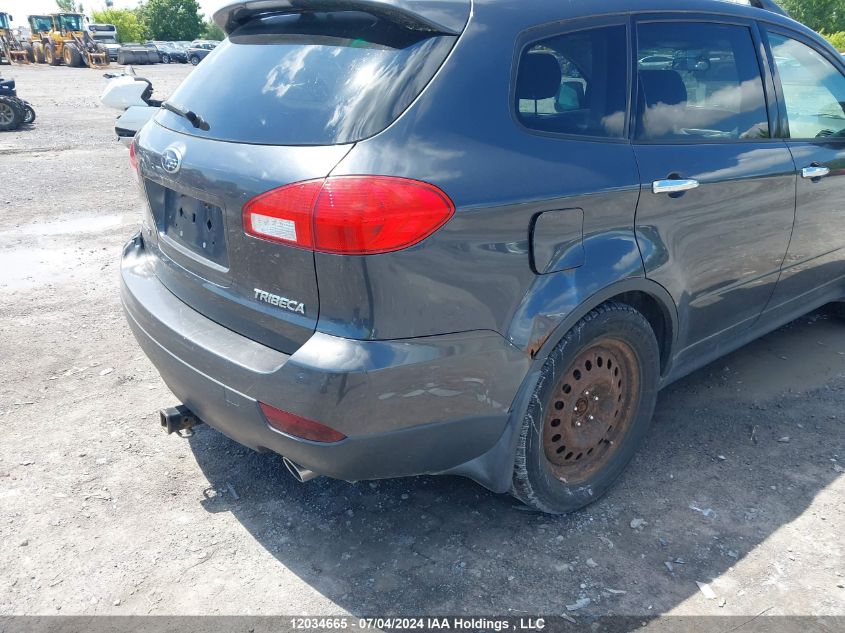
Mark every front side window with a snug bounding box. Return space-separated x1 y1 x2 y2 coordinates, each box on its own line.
769 33 845 139
635 22 769 141
516 25 628 139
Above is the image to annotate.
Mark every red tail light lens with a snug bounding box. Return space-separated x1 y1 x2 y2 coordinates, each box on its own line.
243 176 455 255
260 402 347 443
128 139 139 176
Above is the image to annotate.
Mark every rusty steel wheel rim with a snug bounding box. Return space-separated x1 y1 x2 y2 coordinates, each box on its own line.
542 338 640 485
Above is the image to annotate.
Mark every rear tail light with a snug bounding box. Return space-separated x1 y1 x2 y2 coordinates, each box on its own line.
243 176 455 255
259 402 347 443
128 139 141 182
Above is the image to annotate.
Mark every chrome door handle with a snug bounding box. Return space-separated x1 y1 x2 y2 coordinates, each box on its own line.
802 165 830 179
652 179 700 194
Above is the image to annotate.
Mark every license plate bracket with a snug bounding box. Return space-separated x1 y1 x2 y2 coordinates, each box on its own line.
162 190 228 267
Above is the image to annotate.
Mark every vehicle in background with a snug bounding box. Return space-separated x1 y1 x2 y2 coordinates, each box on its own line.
145 41 187 64
0 12 29 64
89 23 120 61
117 42 159 65
27 13 109 67
24 15 53 63
186 40 216 65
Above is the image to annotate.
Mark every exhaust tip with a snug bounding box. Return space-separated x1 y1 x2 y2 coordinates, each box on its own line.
283 457 318 483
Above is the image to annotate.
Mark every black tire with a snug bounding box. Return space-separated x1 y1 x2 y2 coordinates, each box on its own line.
22 104 35 125
64 43 82 67
32 42 45 64
24 43 35 63
161 53 171 64
45 42 60 66
0 97 22 131
189 55 200 65
511 302 660 514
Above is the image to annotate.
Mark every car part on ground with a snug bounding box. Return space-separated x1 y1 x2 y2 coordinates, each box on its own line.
122 0 845 513
101 68 160 142
117 43 159 65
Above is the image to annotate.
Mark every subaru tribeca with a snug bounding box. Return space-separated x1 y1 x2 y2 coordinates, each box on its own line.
121 0 845 513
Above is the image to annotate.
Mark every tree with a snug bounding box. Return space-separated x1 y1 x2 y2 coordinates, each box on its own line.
55 0 84 12
91 9 146 43
779 0 845 33
137 0 203 41
200 19 224 41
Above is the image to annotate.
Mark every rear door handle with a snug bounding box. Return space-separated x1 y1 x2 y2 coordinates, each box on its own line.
652 179 699 194
802 165 830 179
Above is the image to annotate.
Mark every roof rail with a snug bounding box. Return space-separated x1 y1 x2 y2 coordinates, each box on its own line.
747 0 790 17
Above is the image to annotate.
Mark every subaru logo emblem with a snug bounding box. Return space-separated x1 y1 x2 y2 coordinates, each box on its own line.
161 147 182 174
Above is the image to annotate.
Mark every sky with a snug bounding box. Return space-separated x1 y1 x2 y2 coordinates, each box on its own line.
3 0 229 27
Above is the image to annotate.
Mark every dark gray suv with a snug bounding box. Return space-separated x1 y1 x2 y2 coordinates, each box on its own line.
122 0 845 513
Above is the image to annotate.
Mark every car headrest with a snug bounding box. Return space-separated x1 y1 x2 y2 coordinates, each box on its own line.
517 53 562 101
639 70 688 107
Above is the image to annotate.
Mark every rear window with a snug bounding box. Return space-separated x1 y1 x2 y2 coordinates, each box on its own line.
155 11 457 146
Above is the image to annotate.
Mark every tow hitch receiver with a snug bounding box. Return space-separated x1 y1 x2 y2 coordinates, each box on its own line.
160 405 203 435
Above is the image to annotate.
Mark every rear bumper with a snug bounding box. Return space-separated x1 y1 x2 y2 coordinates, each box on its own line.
121 236 530 481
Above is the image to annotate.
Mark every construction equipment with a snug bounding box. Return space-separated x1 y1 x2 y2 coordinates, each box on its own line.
0 12 29 64
25 15 53 63
31 13 109 68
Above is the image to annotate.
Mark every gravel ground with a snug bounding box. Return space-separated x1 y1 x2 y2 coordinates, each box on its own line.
0 63 844 621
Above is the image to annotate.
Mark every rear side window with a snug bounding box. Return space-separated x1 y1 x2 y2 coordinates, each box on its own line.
768 32 845 139
635 22 769 141
516 25 628 139
155 11 457 146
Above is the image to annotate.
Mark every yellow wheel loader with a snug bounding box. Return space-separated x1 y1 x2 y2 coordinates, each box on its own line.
33 13 109 68
0 12 29 64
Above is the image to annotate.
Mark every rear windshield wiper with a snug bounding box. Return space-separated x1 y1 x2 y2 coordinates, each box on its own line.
161 101 210 131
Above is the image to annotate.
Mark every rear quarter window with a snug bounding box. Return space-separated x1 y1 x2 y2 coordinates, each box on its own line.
515 25 629 139
155 11 456 146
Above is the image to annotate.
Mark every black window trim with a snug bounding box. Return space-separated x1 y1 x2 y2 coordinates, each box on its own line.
630 12 780 146
759 23 845 143
510 15 633 145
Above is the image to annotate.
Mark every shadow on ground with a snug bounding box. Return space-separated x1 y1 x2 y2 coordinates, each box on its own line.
189 310 845 616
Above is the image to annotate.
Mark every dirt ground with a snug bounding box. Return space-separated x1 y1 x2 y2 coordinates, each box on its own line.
0 63 844 622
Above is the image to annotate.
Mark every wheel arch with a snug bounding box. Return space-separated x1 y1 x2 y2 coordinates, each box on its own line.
530 278 678 377
445 277 679 494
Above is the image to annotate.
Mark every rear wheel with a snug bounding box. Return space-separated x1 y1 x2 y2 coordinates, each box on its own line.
511 302 660 514
0 97 22 131
161 53 171 64
32 42 46 64
189 54 200 65
24 43 34 63
44 42 60 66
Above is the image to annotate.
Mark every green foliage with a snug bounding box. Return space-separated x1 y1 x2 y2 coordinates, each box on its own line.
91 8 146 43
779 0 845 33
822 30 845 50
55 0 84 12
137 0 203 41
200 19 224 41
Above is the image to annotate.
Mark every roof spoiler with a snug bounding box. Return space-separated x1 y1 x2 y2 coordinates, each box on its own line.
213 0 471 36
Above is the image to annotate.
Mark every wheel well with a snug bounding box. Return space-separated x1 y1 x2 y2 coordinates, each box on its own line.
612 291 673 374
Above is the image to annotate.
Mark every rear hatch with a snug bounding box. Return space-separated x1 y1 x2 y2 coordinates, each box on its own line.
134 1 467 354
